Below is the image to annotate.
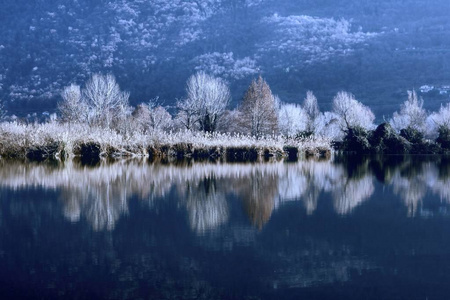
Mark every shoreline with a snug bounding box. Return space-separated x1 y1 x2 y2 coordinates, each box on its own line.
0 121 331 162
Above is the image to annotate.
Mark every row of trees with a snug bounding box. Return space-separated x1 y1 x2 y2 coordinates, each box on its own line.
54 72 450 143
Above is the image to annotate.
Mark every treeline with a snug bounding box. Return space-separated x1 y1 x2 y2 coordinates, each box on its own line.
0 73 333 161
1 71 450 158
53 72 450 154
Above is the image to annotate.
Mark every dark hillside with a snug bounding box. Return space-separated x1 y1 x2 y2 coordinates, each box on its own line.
0 0 449 119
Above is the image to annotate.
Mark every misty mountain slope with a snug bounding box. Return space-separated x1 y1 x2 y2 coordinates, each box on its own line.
0 0 449 118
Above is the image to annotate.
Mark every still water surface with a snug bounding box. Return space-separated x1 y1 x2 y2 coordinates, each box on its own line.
1 156 450 299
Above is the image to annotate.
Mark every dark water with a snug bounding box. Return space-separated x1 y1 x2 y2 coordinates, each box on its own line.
1 156 450 299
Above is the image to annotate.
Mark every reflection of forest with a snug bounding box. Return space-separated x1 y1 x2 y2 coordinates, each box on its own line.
388 157 450 216
1 156 450 231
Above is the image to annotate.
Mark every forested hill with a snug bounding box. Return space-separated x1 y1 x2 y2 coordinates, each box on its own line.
1 0 450 118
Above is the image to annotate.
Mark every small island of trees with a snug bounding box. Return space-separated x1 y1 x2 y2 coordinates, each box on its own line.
1 72 450 162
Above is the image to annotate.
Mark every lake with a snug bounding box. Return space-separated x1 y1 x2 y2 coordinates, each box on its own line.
1 155 450 299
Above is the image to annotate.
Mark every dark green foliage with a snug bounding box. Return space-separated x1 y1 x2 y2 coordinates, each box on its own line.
369 123 410 154
400 126 424 144
436 126 450 150
341 123 443 155
342 126 371 153
399 126 441 154
411 141 441 155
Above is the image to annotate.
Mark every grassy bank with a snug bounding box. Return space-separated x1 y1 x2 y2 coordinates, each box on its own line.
0 122 331 162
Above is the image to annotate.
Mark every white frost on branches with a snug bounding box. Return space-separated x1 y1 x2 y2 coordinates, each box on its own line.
303 91 320 133
332 91 375 132
177 71 231 132
278 103 308 136
58 74 130 129
389 90 427 133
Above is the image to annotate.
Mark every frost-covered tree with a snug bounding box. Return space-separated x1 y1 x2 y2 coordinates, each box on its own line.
58 74 131 130
216 109 241 133
133 101 173 133
314 111 341 140
427 103 450 142
174 108 198 131
431 103 450 129
131 104 151 133
302 91 320 133
390 90 427 133
238 76 278 137
177 71 231 132
150 106 173 131
58 84 87 123
83 74 130 128
332 91 375 132
278 103 307 136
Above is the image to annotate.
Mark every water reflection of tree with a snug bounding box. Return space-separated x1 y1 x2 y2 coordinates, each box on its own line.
182 178 229 235
234 172 279 230
391 171 427 217
59 179 129 231
333 174 374 215
307 157 375 215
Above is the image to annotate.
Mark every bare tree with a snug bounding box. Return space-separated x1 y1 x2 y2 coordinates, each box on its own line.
238 76 278 137
132 101 173 133
177 71 231 132
332 91 375 132
390 90 427 133
302 91 320 133
175 97 199 131
58 84 87 123
82 74 130 128
150 106 172 131
217 109 241 132
132 104 152 133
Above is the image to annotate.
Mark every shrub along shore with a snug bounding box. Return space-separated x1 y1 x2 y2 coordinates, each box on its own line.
0 122 331 162
340 122 450 155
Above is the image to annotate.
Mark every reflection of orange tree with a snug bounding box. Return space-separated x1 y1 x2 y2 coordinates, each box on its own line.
233 172 279 230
